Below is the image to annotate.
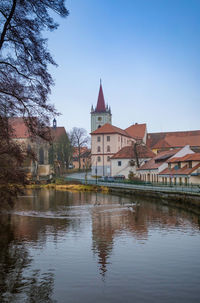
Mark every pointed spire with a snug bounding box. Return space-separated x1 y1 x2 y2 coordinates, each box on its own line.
95 80 106 113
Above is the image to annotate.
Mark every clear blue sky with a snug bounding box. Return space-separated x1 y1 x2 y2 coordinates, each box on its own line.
47 0 200 134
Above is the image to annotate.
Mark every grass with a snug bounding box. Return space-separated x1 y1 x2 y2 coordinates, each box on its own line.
26 183 109 193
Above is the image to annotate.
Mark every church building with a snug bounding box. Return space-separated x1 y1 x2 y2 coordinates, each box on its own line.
90 82 147 176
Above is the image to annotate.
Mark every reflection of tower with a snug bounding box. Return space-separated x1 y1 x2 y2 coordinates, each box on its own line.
91 80 112 132
92 214 114 277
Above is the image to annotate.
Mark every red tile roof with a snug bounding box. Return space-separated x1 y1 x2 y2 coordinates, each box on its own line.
138 149 179 171
73 147 88 157
111 144 155 159
137 158 161 170
168 153 200 163
125 123 147 140
154 149 180 160
95 83 106 113
10 117 30 138
50 127 67 142
147 130 200 149
91 123 131 137
152 138 171 149
159 163 200 176
9 117 67 141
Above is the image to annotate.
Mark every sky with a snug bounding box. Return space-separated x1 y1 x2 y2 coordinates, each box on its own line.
46 0 200 135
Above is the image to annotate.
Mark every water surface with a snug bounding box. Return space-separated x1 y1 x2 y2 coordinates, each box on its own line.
0 189 200 302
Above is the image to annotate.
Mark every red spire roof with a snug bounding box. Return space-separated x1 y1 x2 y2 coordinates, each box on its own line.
95 82 106 112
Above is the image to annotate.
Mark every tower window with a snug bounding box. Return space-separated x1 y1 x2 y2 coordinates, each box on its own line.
97 136 101 142
98 117 102 121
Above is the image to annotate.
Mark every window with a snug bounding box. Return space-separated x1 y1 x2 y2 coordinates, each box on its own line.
39 147 44 165
107 156 110 162
178 162 181 168
118 161 121 166
98 156 101 162
189 161 192 168
107 145 110 152
97 146 101 152
97 136 101 142
98 117 102 121
107 136 110 142
98 125 101 128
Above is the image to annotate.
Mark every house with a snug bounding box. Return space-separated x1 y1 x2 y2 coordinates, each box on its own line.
110 144 155 178
159 153 200 185
72 147 91 170
91 123 134 176
137 145 194 183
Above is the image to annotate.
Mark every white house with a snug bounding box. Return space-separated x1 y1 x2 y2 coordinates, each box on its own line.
110 144 155 178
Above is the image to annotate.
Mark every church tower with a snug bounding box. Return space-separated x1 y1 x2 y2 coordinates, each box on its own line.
91 81 112 132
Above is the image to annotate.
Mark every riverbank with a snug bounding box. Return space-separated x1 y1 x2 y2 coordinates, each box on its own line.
26 183 109 193
108 186 200 213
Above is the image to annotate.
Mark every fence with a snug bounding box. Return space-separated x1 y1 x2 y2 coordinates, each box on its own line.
65 176 200 195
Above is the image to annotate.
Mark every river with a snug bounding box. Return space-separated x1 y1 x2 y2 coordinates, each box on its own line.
0 189 200 303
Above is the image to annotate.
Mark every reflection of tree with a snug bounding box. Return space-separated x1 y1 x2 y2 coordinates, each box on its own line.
24 271 56 303
0 215 56 303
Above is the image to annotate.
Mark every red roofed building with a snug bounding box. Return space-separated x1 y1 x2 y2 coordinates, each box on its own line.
147 130 200 154
110 144 155 178
91 123 135 176
72 147 91 169
159 151 200 185
137 145 194 183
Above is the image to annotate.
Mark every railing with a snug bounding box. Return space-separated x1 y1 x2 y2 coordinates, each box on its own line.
65 177 200 195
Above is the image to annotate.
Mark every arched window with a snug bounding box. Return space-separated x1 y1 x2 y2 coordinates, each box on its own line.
97 146 101 152
39 147 44 164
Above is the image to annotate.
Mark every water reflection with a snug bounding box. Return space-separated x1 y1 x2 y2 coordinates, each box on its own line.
0 214 56 303
0 189 200 302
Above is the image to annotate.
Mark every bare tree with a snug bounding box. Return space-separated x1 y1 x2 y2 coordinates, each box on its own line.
70 127 90 171
0 0 69 204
